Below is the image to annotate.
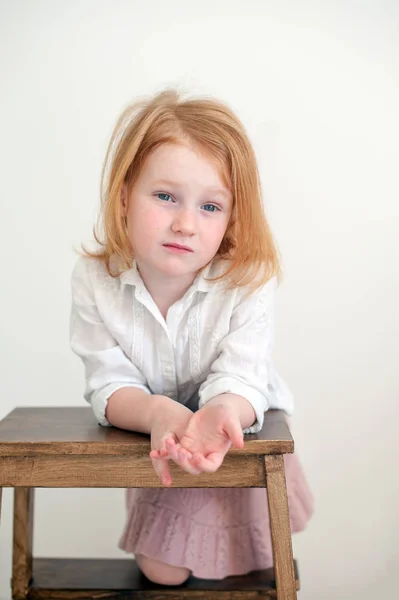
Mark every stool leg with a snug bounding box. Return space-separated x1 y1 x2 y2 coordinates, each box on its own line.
12 487 34 600
264 455 296 600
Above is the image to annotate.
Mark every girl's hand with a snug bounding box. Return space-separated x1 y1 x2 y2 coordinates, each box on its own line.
149 399 197 486
170 403 245 474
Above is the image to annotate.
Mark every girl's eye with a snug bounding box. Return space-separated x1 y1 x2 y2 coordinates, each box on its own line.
202 204 220 213
156 193 173 202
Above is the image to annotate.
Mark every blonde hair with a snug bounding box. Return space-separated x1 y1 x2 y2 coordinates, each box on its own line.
84 89 281 289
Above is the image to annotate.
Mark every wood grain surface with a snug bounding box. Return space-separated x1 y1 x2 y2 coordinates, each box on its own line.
264 456 297 600
12 487 34 600
28 558 299 599
0 454 265 488
0 407 293 457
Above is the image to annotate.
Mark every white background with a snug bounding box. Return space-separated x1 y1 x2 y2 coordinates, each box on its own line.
1 1 398 598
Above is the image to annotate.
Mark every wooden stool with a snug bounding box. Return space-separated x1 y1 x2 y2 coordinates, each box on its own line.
0 407 299 599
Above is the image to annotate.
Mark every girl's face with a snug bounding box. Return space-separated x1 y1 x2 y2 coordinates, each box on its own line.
122 141 233 285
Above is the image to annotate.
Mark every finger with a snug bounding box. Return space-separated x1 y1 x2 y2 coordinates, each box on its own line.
177 446 193 461
191 451 224 473
176 447 201 475
152 443 199 475
166 444 200 475
149 449 162 459
150 446 174 460
151 457 172 486
224 418 244 449
165 437 180 462
159 434 177 458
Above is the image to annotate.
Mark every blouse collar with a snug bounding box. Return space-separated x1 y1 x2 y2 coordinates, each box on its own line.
119 259 218 294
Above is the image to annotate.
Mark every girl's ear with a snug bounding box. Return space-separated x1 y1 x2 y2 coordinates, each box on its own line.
121 183 128 216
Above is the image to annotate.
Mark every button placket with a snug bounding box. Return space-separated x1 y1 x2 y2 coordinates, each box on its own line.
135 286 169 337
166 299 186 348
159 331 177 398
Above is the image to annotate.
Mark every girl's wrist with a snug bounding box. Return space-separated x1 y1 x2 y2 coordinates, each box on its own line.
203 393 256 430
152 395 193 424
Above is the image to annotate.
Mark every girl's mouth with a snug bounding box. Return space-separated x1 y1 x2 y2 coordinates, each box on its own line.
163 244 194 253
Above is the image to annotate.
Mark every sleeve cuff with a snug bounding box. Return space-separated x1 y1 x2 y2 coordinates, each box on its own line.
198 378 268 434
90 383 151 427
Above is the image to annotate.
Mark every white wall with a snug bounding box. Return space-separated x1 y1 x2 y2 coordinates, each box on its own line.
1 1 398 598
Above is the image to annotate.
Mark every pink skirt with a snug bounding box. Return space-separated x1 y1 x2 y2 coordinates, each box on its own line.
119 452 314 580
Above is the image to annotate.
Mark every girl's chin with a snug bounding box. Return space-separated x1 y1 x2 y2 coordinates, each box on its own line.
154 256 198 273
159 265 197 279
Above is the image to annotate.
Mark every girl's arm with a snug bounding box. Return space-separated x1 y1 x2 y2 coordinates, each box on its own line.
197 277 279 434
106 387 196 486
106 388 178 434
70 257 153 427
156 280 278 474
70 257 195 485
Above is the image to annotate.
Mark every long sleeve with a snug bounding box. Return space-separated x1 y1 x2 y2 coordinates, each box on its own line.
198 277 278 434
70 257 150 426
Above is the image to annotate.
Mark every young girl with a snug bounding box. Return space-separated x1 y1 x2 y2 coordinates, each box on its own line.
70 89 313 585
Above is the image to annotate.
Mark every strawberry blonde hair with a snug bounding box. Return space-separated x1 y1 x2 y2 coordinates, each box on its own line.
84 89 281 289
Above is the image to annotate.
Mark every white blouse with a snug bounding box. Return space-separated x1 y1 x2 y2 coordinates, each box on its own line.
70 256 294 434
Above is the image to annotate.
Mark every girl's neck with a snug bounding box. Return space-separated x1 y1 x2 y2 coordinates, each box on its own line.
136 261 197 319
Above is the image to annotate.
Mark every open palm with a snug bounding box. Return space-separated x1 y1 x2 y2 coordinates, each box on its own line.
173 403 244 473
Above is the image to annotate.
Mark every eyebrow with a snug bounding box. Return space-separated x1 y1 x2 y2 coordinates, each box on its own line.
152 179 231 198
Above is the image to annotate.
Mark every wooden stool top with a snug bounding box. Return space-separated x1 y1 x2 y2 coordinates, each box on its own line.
0 407 293 487
0 406 294 456
0 407 293 457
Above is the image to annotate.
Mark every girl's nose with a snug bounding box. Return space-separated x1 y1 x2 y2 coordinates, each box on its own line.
171 209 196 236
